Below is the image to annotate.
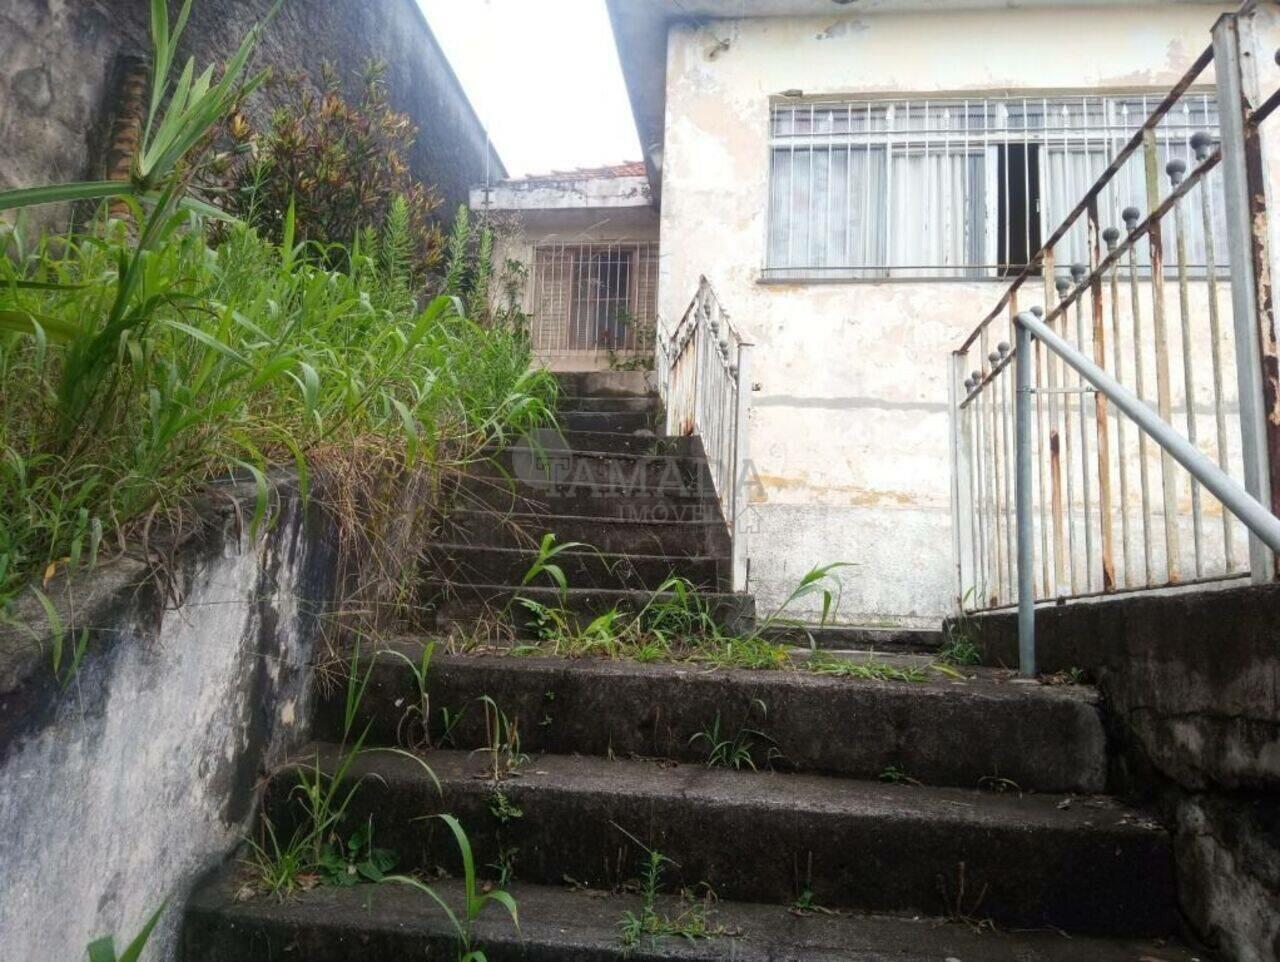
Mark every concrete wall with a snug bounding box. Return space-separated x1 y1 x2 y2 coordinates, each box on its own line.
0 0 501 216
965 584 1280 962
0 483 339 961
658 3 1234 625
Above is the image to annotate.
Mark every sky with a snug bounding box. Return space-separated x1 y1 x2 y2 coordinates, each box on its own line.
417 0 642 179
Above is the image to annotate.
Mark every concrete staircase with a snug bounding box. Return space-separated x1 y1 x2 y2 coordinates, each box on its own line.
183 373 1203 961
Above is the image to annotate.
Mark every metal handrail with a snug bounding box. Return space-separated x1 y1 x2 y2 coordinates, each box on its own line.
1011 309 1280 674
658 277 755 591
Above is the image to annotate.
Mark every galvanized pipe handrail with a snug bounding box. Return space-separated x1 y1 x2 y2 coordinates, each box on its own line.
1011 308 1280 675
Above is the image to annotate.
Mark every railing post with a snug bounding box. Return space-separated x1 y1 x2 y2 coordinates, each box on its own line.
1015 314 1036 678
1213 12 1279 583
950 353 976 605
731 343 753 593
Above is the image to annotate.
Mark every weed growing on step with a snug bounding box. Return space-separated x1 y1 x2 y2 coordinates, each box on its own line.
1039 666 1090 686
501 565 943 687
488 790 523 824
476 695 527 782
85 901 166 962
689 698 780 770
518 533 588 604
789 888 834 917
939 595 982 666
939 861 995 933
614 825 721 952
806 652 929 683
382 641 435 751
386 814 519 962
245 645 436 897
878 765 922 786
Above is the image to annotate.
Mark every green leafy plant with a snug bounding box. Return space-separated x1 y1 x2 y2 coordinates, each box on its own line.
475 695 527 782
518 533 586 603
385 814 519 962
688 698 780 770
614 826 720 952
245 648 436 897
221 59 443 290
384 641 435 751
86 902 167 962
488 790 523 824
805 652 928 683
316 816 397 886
879 765 922 786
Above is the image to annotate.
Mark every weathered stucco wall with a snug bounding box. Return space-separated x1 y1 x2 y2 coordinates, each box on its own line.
965 583 1280 962
0 483 340 961
0 0 501 216
659 3 1234 624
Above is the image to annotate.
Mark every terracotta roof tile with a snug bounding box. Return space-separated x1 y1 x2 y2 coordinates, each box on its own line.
506 162 646 184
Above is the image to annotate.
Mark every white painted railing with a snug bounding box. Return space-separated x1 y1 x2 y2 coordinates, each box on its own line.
657 277 755 591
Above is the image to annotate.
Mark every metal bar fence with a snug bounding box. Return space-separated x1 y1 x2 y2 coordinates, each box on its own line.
657 277 755 591
949 24 1280 626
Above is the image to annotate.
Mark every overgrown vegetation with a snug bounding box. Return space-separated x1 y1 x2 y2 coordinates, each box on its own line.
614 826 721 952
218 59 444 290
0 0 554 659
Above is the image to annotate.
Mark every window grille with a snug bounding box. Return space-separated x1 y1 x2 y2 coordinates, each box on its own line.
528 242 658 361
765 93 1226 281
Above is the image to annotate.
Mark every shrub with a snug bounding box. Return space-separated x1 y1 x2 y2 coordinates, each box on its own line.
219 60 444 294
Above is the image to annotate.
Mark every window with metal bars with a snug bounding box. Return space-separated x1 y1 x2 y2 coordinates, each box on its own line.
764 93 1226 281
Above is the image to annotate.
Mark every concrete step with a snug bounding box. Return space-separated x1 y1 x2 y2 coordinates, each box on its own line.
263 746 1178 937
766 625 945 654
559 409 658 434
486 430 699 456
452 476 720 518
554 370 655 398
443 509 731 557
321 648 1107 793
425 583 755 636
186 871 1202 962
473 449 713 492
558 394 661 413
425 543 728 593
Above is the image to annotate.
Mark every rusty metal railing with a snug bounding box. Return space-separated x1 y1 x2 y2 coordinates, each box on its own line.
949 11 1280 637
657 277 755 591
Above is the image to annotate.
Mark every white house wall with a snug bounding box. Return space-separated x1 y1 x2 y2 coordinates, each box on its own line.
659 4 1235 625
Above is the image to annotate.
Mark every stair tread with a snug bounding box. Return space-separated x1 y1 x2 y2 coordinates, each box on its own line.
427 542 728 562
187 872 1200 962
303 742 1150 834
448 508 725 528
382 643 1098 705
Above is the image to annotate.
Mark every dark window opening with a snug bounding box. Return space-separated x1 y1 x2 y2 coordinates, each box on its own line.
997 143 1042 276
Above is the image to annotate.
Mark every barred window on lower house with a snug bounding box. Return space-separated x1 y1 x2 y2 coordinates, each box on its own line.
764 94 1226 281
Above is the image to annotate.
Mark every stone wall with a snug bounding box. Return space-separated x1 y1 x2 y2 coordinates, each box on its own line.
965 585 1280 962
0 0 502 215
0 481 342 961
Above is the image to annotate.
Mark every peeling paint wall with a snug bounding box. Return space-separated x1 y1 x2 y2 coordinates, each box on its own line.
659 4 1235 624
0 485 339 961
